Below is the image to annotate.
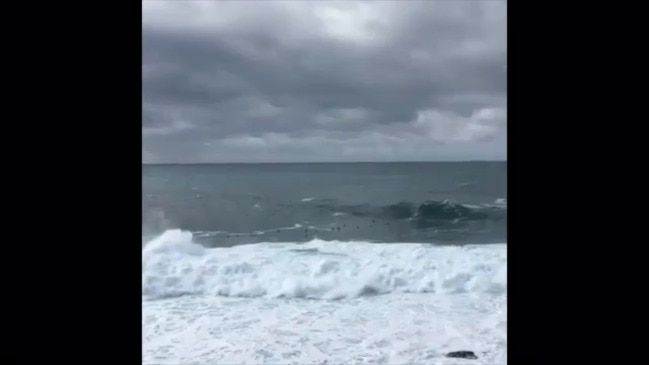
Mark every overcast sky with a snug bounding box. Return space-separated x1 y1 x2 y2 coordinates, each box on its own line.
142 0 506 163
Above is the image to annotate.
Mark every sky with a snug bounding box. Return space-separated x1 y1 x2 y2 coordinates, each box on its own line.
142 0 507 163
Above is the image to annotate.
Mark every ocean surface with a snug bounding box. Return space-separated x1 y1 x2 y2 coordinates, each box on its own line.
142 162 507 364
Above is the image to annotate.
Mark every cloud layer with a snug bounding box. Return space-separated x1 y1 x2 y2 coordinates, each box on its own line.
143 0 507 163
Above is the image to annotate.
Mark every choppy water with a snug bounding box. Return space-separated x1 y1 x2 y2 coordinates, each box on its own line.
142 162 506 246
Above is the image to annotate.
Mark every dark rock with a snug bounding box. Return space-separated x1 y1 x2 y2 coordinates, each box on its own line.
446 351 477 360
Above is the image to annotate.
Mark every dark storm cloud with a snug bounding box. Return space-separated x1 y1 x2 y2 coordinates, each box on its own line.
142 1 507 163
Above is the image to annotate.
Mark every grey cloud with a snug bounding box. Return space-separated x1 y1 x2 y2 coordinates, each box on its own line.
143 0 507 163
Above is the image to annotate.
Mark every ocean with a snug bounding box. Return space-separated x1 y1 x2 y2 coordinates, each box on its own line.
142 162 507 364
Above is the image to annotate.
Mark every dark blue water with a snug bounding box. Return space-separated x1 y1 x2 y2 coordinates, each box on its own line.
142 162 506 246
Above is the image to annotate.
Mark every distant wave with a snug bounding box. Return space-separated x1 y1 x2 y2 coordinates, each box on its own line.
311 199 506 225
145 198 506 244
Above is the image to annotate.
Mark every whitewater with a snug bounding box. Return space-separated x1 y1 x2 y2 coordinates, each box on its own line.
143 229 507 364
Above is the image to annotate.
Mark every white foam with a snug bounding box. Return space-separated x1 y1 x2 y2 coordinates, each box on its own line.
144 292 506 365
462 203 482 209
481 198 507 209
142 230 506 300
301 197 317 202
142 230 507 364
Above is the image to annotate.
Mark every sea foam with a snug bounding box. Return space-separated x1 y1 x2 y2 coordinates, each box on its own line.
142 229 506 301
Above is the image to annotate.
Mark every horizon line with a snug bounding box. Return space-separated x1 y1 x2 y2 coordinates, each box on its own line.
143 160 507 165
